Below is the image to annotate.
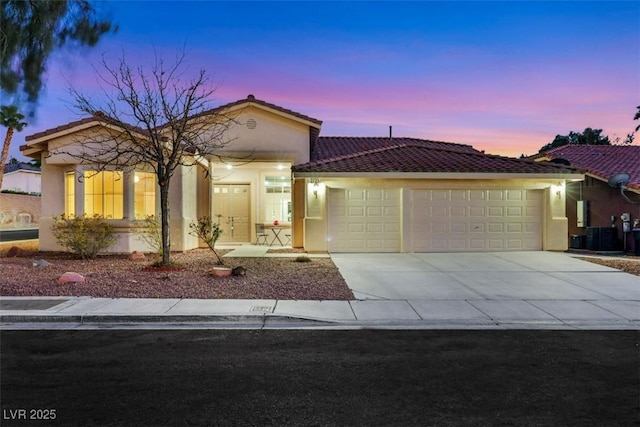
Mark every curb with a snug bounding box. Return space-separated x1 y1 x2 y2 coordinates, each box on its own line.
0 314 334 325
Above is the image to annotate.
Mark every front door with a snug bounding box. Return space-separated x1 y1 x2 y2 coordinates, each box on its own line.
212 184 250 243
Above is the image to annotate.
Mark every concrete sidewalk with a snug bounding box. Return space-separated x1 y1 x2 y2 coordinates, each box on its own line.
1 250 639 329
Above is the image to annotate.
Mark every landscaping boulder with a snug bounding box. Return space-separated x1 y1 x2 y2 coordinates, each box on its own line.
33 259 52 267
5 246 25 257
130 251 146 260
58 272 85 285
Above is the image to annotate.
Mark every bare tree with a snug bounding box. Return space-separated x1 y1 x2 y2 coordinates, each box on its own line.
54 51 237 265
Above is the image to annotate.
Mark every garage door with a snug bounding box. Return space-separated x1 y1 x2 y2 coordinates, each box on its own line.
328 188 401 252
411 189 542 252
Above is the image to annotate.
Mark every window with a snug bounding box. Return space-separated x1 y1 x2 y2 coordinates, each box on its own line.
265 176 291 222
64 170 156 219
65 172 75 217
134 172 156 218
84 171 124 218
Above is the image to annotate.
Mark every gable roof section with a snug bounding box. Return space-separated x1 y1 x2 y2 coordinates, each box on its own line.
202 94 322 128
293 143 578 177
21 95 323 159
534 145 640 191
312 136 478 161
20 113 150 158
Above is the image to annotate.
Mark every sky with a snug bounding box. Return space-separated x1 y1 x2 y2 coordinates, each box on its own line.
7 0 640 161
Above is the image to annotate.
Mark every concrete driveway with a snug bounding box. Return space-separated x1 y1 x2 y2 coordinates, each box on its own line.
331 251 640 328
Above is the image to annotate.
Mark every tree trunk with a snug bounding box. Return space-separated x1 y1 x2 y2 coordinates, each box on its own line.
0 127 15 189
160 182 171 265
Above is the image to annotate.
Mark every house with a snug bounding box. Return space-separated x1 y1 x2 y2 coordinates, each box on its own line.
0 162 41 229
20 94 582 254
533 145 640 253
1 162 41 194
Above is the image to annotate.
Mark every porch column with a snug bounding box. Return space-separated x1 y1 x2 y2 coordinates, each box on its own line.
123 170 136 219
74 169 84 216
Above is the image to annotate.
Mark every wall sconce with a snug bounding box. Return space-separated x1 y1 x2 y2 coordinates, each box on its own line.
311 177 320 199
552 182 564 200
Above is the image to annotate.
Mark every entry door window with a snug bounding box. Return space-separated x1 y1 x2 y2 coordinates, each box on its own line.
265 176 291 222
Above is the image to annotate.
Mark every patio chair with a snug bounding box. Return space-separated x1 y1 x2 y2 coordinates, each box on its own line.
255 223 269 245
283 232 292 246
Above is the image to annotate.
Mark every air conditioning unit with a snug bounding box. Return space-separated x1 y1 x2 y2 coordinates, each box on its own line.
586 227 616 251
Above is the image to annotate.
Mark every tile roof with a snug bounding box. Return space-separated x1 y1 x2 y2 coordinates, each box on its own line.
535 145 640 191
198 94 322 127
25 116 100 141
293 143 577 175
24 95 322 145
312 136 479 161
3 162 41 174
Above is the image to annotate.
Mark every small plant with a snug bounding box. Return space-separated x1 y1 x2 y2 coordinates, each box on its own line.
189 214 224 265
295 255 311 263
51 214 118 259
134 215 163 254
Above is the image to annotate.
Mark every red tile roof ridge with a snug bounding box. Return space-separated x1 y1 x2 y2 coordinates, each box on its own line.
195 94 323 126
25 116 98 141
317 135 476 151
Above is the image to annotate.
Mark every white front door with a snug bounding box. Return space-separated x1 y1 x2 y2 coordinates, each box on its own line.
212 184 251 243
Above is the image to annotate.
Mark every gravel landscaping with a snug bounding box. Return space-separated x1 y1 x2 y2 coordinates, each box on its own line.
0 247 354 300
1 241 638 301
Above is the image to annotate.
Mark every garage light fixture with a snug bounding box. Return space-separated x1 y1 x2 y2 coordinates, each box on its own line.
551 182 564 200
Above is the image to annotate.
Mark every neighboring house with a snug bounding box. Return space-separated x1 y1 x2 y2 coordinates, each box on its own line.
20 95 582 254
1 162 41 194
533 145 640 253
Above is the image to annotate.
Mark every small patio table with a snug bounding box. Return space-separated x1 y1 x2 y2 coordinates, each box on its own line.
263 224 291 246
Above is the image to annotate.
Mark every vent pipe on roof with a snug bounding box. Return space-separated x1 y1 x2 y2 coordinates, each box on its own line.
389 126 392 139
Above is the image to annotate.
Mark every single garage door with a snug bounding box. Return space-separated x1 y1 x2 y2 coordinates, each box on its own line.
328 188 401 252
411 189 542 252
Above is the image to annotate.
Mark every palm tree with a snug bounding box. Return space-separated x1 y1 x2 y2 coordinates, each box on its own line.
0 105 28 189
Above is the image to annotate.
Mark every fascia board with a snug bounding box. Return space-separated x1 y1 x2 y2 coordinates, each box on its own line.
292 172 585 180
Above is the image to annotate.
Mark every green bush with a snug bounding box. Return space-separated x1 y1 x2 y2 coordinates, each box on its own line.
51 214 118 259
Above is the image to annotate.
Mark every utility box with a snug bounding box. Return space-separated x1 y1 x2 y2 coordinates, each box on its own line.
586 227 616 251
570 234 586 249
577 200 588 227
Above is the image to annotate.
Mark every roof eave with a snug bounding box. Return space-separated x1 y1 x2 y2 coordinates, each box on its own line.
584 172 640 194
293 171 585 180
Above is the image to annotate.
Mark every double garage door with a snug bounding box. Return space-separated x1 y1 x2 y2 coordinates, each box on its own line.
328 188 542 252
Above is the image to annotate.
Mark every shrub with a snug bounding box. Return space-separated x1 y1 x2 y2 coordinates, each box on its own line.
51 214 118 259
189 215 224 265
295 255 311 263
134 215 162 254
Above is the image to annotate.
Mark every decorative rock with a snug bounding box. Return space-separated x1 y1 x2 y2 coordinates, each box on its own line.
33 259 53 267
57 272 85 285
130 251 146 260
232 266 247 276
6 246 24 257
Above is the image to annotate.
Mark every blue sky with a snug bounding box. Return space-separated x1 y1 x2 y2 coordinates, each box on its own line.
9 0 640 160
